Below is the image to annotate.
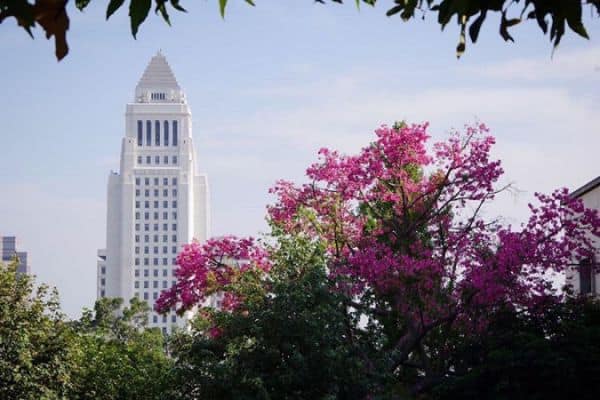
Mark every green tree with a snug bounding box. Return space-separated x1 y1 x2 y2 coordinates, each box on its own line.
433 298 600 400
1 0 597 60
69 297 174 400
0 260 74 400
168 235 379 399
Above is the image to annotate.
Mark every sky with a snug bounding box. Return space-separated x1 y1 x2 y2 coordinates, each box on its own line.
0 1 599 318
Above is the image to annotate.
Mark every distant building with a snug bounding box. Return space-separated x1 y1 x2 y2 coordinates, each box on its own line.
97 52 210 333
566 176 600 295
0 236 29 274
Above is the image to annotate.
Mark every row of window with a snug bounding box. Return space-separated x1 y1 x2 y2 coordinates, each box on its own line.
134 246 179 255
136 268 173 277
136 257 177 266
138 155 178 165
135 223 177 232
136 291 176 304
136 200 178 209
135 234 177 243
137 120 178 147
134 280 171 289
152 315 177 325
137 188 178 197
136 177 178 186
151 92 166 100
135 211 178 220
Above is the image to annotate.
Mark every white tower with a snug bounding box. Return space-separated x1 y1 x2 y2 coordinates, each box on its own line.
97 52 210 333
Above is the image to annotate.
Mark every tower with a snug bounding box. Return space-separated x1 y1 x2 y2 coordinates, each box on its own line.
97 52 210 333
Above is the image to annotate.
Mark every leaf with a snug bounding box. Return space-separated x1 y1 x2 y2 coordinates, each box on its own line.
245 0 255 6
468 9 487 43
129 0 151 38
33 0 70 60
499 11 519 42
155 0 170 25
75 0 91 11
219 0 227 18
170 0 186 12
386 5 404 17
563 0 588 39
106 0 126 19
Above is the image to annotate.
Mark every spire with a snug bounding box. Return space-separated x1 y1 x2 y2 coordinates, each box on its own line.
136 51 180 90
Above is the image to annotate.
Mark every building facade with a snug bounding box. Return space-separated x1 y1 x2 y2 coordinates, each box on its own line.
97 52 210 333
0 236 29 274
566 176 600 296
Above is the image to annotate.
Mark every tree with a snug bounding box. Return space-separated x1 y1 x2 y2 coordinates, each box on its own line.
157 121 600 397
0 260 74 400
69 297 173 400
1 0 598 60
433 297 600 400
165 235 379 399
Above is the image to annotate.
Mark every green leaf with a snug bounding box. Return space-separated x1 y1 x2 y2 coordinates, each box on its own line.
155 1 171 25
219 0 227 18
245 0 256 6
75 0 91 11
170 0 187 12
386 5 404 17
129 0 152 38
106 0 126 20
468 9 487 43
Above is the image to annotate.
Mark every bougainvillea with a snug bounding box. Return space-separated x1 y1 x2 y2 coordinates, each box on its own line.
157 121 600 395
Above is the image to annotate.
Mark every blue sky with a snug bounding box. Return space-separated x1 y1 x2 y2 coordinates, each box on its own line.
1 1 599 317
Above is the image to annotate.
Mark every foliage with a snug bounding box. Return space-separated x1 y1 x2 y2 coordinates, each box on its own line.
158 121 600 396
69 297 173 400
165 235 379 399
433 297 600 400
0 260 74 400
1 0 598 60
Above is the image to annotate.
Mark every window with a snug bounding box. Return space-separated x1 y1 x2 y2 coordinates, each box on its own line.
153 212 159 219
145 201 150 208
135 234 140 242
172 120 178 146
163 281 168 288
101 266 106 274
137 120 143 145
153 281 159 289
154 224 159 231
154 189 159 196
144 246 149 254
135 201 140 209
163 246 168 254
144 212 149 220
172 156 178 165
172 315 176 323
172 189 177 196
580 259 595 294
154 292 159 300
144 292 148 300
101 290 105 297
135 223 140 231
155 121 161 146
163 212 168 219
163 177 169 185
172 235 177 242
136 178 140 185
135 269 140 277
135 281 139 288
146 155 151 164
154 234 159 242
144 281 149 288
155 155 160 164
145 189 150 196
137 156 142 164
101 278 106 285
172 201 177 208
144 258 149 266
163 223 168 230
164 156 169 164
172 177 177 185
153 269 159 277
162 266 168 273
146 120 152 146
153 315 157 324
144 235 149 242
163 189 168 196
135 212 140 220
163 235 168 242
154 201 159 208
135 246 140 254
135 189 140 196
154 177 159 185
172 223 177 231
153 258 158 266
162 315 167 323
163 201 168 208
144 270 149 278
164 120 169 145
135 258 140 266
172 246 177 254
172 212 177 220
153 247 158 254
162 327 167 335
145 177 150 185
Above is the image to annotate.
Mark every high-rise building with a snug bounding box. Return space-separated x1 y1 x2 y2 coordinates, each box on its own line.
97 52 210 333
0 236 29 275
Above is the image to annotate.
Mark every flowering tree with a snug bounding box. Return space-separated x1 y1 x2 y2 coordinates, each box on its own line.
157 122 600 396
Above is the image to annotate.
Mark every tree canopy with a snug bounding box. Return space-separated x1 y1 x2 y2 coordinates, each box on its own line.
0 0 598 60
